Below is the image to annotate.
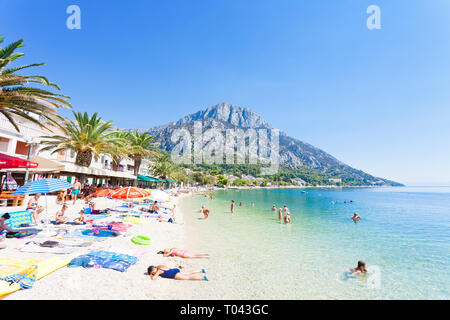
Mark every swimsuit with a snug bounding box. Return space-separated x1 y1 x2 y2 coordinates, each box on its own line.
72 189 80 195
160 268 181 279
171 250 188 258
27 200 38 212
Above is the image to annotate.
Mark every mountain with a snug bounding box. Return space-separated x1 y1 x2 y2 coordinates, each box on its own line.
143 102 402 186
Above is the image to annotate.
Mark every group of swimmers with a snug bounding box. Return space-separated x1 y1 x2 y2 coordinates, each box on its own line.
272 204 291 223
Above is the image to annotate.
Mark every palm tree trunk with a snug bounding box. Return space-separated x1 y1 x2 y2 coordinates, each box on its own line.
75 151 93 167
133 155 142 186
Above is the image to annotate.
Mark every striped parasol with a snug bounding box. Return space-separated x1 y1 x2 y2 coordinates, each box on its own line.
12 178 73 195
12 178 73 235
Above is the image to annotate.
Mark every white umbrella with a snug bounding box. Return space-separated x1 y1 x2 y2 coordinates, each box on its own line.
150 189 170 202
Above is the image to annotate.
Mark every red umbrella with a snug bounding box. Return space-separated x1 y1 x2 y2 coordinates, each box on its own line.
0 153 39 169
110 187 151 199
92 188 113 197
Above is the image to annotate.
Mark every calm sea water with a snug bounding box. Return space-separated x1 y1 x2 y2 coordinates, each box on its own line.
182 187 450 299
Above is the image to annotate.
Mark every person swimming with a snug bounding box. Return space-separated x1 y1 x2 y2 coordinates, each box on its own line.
349 261 370 276
148 265 208 281
351 213 361 223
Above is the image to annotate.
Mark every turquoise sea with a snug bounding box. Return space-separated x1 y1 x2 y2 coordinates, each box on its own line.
182 187 450 299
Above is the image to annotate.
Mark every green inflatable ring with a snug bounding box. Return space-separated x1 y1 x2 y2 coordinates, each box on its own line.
132 235 151 245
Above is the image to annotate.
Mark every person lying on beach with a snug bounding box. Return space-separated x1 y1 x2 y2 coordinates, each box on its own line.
284 212 291 224
73 210 88 225
351 213 361 223
203 209 210 219
349 261 371 276
148 265 208 281
55 205 70 224
150 201 159 213
158 248 210 259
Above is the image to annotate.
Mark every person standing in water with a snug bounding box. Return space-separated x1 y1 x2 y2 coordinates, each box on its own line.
283 205 289 214
278 208 283 221
231 200 235 215
284 212 291 224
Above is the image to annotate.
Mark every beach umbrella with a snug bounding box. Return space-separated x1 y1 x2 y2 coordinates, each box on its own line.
12 178 73 236
149 189 170 202
109 187 151 200
92 188 113 197
12 178 73 195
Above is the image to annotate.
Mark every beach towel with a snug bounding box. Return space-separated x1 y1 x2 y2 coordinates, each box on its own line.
18 243 76 255
81 229 120 238
86 250 138 264
5 211 33 229
62 230 108 242
68 250 137 272
6 231 37 239
50 221 87 225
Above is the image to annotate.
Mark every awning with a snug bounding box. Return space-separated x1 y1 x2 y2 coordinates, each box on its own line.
0 153 39 169
138 175 160 182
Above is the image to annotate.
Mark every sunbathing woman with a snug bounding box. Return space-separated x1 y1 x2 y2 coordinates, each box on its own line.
148 265 208 281
158 248 210 259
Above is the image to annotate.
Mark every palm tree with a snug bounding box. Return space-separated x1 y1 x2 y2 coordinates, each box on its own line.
152 154 174 179
105 131 131 171
126 131 157 185
40 111 118 167
0 36 71 131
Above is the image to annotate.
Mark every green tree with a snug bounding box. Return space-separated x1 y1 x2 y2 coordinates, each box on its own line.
126 131 157 185
216 175 229 187
40 111 117 167
0 36 71 131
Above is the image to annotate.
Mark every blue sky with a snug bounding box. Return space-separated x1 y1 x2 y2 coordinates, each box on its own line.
1 0 450 185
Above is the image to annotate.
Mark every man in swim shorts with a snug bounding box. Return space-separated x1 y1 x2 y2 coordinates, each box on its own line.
71 179 81 204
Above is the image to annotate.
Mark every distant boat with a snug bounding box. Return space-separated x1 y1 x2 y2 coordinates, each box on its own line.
301 191 307 193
